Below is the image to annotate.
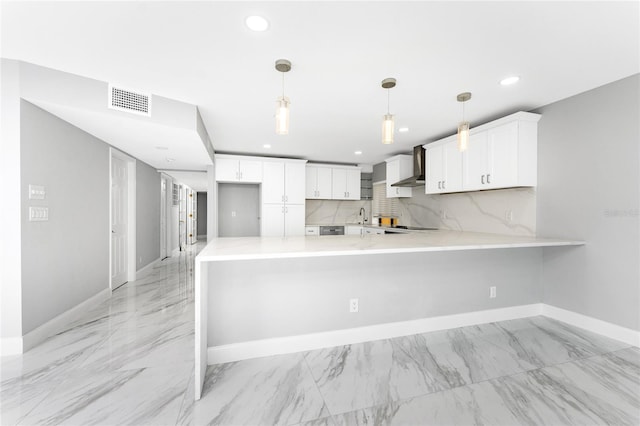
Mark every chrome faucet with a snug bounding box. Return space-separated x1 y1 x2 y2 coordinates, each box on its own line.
359 207 368 224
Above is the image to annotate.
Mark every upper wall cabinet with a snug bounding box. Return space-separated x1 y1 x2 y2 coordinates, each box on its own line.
425 138 462 194
332 167 361 200
306 164 360 200
385 155 412 198
306 165 333 199
262 160 306 205
216 156 263 183
425 111 540 194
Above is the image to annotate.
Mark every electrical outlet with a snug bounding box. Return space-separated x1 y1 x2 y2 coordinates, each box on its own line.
349 298 359 313
490 286 497 298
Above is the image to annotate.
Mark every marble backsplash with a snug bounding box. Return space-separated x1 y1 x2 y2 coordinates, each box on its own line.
398 187 536 236
306 200 373 225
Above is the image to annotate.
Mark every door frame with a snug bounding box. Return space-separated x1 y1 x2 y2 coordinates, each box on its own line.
109 148 137 291
160 173 171 259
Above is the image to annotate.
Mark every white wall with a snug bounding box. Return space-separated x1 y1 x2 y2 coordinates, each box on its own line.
536 74 640 331
0 59 24 344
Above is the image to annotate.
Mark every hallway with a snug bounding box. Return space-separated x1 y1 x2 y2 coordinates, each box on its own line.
1 244 200 425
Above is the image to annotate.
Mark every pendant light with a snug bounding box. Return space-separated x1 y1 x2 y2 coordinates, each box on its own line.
456 92 472 152
275 59 291 135
381 78 396 144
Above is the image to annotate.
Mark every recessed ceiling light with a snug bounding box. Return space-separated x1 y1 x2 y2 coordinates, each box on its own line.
166 157 176 163
354 151 362 155
263 144 271 149
246 15 269 32
500 76 520 86
155 146 168 150
398 127 409 133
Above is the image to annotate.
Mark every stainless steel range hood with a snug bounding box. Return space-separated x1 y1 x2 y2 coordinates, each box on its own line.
391 145 425 187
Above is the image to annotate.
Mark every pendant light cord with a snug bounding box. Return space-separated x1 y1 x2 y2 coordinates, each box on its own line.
282 72 285 98
387 89 390 114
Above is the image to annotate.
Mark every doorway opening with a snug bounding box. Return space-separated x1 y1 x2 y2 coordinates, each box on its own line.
218 183 260 237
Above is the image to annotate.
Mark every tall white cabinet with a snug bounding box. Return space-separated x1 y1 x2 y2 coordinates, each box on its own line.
261 159 307 237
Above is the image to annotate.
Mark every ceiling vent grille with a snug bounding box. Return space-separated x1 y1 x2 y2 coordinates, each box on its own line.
108 85 151 116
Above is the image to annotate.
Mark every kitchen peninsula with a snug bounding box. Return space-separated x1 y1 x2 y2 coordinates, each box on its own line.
194 231 583 399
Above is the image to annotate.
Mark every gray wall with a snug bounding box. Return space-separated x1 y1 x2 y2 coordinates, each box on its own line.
373 162 386 183
197 192 207 236
1 59 23 340
536 74 640 331
136 160 161 269
208 248 542 345
20 101 109 334
217 183 260 237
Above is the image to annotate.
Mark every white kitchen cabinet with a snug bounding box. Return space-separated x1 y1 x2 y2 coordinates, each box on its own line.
346 225 363 236
262 204 305 237
364 227 385 235
385 155 412 198
284 204 305 237
262 159 306 237
425 138 462 194
215 156 262 183
305 165 333 199
263 161 306 205
462 113 539 191
305 225 319 236
331 167 361 200
261 204 285 237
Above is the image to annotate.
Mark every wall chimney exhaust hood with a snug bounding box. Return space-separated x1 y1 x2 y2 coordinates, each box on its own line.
391 145 425 187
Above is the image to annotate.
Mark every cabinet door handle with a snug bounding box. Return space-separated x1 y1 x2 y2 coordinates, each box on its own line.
285 207 288 214
481 175 485 184
281 195 285 202
240 172 243 179
285 195 288 202
487 174 491 184
442 180 445 189
281 206 285 213
347 191 349 198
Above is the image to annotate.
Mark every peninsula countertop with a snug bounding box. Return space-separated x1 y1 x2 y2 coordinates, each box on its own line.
196 230 584 262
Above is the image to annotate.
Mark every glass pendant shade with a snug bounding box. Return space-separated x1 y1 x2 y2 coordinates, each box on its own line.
457 121 470 152
275 96 290 135
382 114 394 144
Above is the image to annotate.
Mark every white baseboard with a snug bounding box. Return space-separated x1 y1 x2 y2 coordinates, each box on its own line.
1 337 23 356
136 257 161 280
208 304 543 365
541 304 640 348
1 288 112 356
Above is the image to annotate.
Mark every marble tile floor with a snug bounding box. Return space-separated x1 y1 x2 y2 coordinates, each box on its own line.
1 243 638 425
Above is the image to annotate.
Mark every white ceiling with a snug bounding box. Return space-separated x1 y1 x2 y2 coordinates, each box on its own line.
2 1 638 167
160 170 208 192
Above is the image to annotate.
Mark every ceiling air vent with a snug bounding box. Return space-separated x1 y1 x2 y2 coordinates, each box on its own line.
108 85 151 116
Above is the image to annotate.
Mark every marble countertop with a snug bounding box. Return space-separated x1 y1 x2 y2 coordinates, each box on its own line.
196 230 584 262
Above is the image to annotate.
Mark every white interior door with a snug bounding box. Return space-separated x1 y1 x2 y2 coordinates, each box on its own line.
179 185 187 250
160 177 167 259
111 156 128 289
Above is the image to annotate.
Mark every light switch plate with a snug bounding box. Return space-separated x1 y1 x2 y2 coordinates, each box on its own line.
29 207 49 221
29 184 46 200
